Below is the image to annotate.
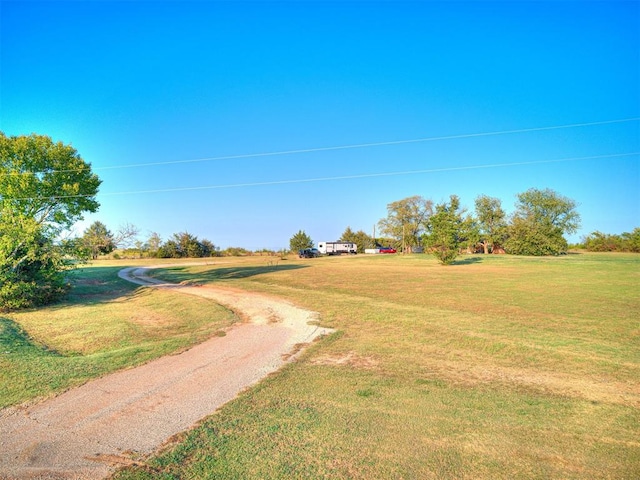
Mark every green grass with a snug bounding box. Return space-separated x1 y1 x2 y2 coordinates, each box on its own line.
0 263 237 407
2 253 638 478
114 252 639 479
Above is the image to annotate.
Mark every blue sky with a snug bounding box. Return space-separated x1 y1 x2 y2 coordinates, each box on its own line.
1 0 638 250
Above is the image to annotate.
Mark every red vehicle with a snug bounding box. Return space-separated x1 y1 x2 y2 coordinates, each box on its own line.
379 247 397 254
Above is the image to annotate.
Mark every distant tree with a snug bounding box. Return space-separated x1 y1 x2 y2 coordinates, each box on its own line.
223 247 251 256
254 248 277 256
353 231 374 252
378 195 432 251
82 221 115 259
146 232 162 257
200 239 219 257
583 228 640 252
156 232 216 258
474 195 508 254
463 217 482 254
582 231 622 252
289 230 314 252
134 240 146 258
505 188 580 256
173 232 203 257
113 222 139 250
157 239 180 258
340 226 373 253
340 226 357 243
622 228 640 252
424 195 473 265
0 132 101 309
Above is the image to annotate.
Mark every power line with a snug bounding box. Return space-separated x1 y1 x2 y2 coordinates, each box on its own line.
2 117 639 176
92 117 640 170
11 152 639 201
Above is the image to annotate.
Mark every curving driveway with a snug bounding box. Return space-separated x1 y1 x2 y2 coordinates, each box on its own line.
0 267 333 480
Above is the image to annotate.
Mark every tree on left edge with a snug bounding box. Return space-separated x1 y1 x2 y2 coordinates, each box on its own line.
0 132 101 310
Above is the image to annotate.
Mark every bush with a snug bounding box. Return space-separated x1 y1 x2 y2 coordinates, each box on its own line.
0 275 70 311
0 230 72 311
505 218 568 256
222 247 251 257
583 228 640 252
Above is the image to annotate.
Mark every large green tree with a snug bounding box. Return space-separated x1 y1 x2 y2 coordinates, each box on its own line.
0 132 101 309
289 230 314 252
378 195 432 252
505 188 580 256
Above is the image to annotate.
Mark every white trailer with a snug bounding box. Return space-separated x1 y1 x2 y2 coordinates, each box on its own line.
317 241 357 255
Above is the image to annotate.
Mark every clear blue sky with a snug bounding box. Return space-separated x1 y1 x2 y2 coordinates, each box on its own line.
1 0 638 250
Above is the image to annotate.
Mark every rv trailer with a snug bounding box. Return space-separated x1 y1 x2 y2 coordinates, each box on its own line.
317 242 357 255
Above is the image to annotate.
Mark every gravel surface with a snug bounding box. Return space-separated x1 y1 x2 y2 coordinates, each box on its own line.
0 267 333 480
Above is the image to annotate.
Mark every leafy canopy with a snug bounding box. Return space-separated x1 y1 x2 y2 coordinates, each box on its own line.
289 230 314 252
474 195 508 254
378 195 433 250
0 132 100 309
425 195 474 265
505 188 580 256
82 221 115 259
0 132 101 234
583 228 640 252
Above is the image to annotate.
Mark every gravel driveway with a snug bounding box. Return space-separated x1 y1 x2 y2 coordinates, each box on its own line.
0 266 333 480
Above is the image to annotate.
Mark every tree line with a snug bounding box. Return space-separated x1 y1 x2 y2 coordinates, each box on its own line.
72 222 220 260
580 229 640 252
74 223 288 260
293 188 584 265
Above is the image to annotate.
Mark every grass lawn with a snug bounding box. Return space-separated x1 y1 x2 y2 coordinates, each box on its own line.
114 252 639 479
0 261 237 408
2 253 638 478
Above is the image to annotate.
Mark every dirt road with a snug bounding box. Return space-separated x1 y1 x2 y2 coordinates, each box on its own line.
0 267 333 480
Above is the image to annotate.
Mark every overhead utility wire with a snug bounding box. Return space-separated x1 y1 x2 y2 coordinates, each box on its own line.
3 117 638 176
15 152 639 201
92 117 640 170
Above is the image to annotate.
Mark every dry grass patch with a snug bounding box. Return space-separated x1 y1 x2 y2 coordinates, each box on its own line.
310 350 380 370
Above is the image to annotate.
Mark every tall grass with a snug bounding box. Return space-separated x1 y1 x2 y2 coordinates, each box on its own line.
114 252 639 479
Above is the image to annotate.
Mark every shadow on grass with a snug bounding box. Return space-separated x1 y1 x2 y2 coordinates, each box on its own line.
62 266 141 306
452 256 484 265
153 264 308 284
0 317 62 357
48 263 307 309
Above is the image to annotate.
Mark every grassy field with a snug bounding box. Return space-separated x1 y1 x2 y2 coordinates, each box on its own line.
2 253 639 478
114 252 639 479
